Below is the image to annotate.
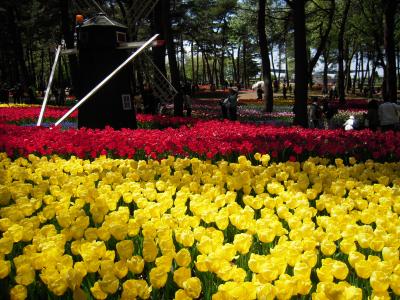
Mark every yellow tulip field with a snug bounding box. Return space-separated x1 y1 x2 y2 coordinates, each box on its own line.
0 153 399 299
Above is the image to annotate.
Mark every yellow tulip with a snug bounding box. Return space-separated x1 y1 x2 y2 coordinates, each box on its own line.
370 291 391 300
174 289 192 300
0 237 13 255
113 260 128 279
155 255 173 273
10 285 27 300
348 251 365 268
340 239 356 254
344 286 363 300
90 282 108 300
183 277 202 298
370 238 385 252
331 260 348 280
126 255 144 274
197 236 213 254
382 247 399 264
143 238 158 262
324 282 345 299
149 267 168 289
233 233 253 254
370 271 390 292
116 240 134 260
7 224 24 242
175 248 192 267
390 273 400 295
294 261 311 279
316 266 333 282
121 279 151 299
0 259 11 279
109 223 128 241
194 254 208 272
98 274 119 294
256 283 276 300
355 260 372 279
174 267 192 288
230 267 247 282
320 239 336 256
15 264 35 286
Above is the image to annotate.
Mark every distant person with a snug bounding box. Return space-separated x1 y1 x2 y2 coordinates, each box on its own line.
219 97 229 119
256 86 263 100
343 115 356 131
329 87 334 101
223 80 228 90
322 86 328 96
13 85 22 104
282 84 287 99
288 83 292 94
210 83 216 92
364 99 379 131
333 86 338 100
309 97 322 128
183 93 192 117
378 99 400 131
322 97 337 129
227 86 239 120
28 87 36 104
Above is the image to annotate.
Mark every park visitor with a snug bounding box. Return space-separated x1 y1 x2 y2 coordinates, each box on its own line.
343 115 356 131
309 98 322 128
364 99 380 131
378 99 400 131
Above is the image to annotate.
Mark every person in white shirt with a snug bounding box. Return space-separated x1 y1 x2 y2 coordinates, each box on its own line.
378 100 400 131
343 115 356 131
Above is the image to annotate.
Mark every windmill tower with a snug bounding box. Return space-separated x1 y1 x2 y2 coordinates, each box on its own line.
38 0 177 128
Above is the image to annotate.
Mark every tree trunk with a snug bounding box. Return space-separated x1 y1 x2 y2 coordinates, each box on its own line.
8 6 29 85
220 20 227 85
230 49 237 84
352 51 358 94
152 1 167 76
258 0 274 112
204 52 213 84
359 50 364 92
397 47 400 89
368 60 377 98
345 45 354 93
164 0 183 116
337 0 351 104
196 44 199 83
278 44 282 81
60 0 79 94
383 0 398 101
291 0 308 127
237 44 241 84
323 49 329 92
285 44 290 84
361 54 370 93
212 57 218 86
191 41 195 82
270 42 277 80
202 52 206 83
180 35 186 82
40 49 45 90
243 40 247 88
